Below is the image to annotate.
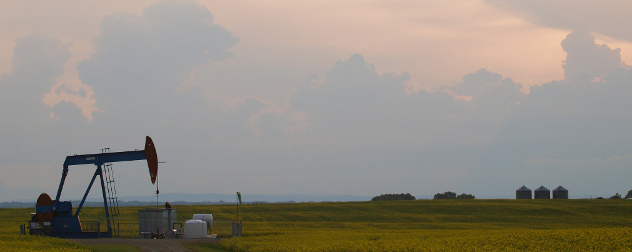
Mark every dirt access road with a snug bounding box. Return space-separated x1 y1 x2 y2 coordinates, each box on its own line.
74 238 221 252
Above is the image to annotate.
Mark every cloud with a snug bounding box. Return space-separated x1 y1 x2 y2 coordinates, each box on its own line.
290 54 414 139
440 69 504 97
44 83 100 121
277 31 632 197
0 33 78 162
440 69 523 113
0 33 70 112
4 18 632 201
288 55 526 149
487 1 632 42
62 0 251 154
489 31 632 164
77 0 239 108
11 34 69 82
561 31 625 79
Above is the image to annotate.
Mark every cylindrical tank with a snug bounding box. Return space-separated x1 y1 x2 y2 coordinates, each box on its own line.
184 219 207 239
138 208 177 237
534 186 550 199
192 214 213 229
516 186 532 199
553 186 568 199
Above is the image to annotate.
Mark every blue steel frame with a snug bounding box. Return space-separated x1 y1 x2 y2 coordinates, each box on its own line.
54 150 147 237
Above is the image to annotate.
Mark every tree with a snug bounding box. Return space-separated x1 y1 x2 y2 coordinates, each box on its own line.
624 190 632 199
433 191 457 199
456 193 475 199
433 191 476 199
609 193 622 199
371 193 416 201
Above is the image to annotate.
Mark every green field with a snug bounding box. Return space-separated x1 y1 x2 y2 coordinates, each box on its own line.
1 199 632 251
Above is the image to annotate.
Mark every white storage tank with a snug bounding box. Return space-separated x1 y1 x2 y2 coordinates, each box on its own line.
184 219 207 239
192 214 213 229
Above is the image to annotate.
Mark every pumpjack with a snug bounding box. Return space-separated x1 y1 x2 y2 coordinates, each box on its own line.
29 136 158 238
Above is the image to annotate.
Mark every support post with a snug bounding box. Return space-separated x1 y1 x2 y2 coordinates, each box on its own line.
55 166 69 201
75 167 101 216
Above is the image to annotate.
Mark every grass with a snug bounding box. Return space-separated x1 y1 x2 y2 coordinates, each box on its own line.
0 207 90 251
84 244 141 252
182 242 229 252
1 199 632 251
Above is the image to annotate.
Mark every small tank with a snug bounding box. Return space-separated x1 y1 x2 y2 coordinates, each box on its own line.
184 219 207 239
192 214 213 229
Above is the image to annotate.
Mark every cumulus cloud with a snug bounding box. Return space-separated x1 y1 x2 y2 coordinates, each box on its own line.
440 69 523 114
62 0 252 154
4 17 632 200
440 69 504 97
489 31 632 165
287 54 526 149
291 54 412 136
276 31 632 197
1 33 69 113
561 31 625 79
256 55 485 194
452 32 632 195
0 33 79 162
0 71 89 199
77 0 239 108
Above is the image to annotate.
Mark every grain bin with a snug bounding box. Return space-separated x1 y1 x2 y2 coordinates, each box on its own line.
516 185 532 199
553 186 568 199
534 186 550 199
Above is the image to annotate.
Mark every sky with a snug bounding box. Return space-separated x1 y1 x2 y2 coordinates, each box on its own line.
1 0 632 202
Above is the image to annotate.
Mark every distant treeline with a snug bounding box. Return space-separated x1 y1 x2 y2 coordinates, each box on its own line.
370 192 477 201
371 193 416 201
0 200 291 208
434 191 475 199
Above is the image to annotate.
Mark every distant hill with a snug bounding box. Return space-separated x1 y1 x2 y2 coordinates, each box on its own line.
1 192 603 208
0 192 372 208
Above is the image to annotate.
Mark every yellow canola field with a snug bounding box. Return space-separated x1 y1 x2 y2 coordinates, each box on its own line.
2 199 632 251
0 234 89 252
218 199 632 251
222 227 632 251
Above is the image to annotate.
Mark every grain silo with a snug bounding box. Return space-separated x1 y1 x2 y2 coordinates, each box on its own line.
552 186 568 199
516 185 532 199
534 186 550 199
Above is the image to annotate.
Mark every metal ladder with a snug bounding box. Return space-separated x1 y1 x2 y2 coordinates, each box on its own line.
102 148 120 217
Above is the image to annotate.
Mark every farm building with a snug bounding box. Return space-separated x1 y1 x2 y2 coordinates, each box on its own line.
516 186 532 199
553 186 568 199
534 186 550 199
